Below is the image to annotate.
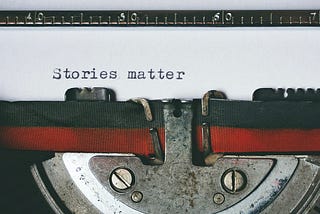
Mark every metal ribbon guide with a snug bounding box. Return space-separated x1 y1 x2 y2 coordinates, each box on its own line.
0 87 320 213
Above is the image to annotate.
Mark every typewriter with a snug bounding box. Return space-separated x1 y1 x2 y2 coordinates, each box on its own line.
0 5 320 214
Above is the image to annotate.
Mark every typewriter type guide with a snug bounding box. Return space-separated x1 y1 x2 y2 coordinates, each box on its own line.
0 87 315 214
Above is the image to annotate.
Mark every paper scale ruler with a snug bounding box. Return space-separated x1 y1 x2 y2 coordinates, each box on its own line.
0 10 320 27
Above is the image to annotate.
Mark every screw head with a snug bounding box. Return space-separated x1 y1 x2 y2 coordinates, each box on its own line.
110 168 135 192
131 191 143 203
221 169 247 194
213 193 225 205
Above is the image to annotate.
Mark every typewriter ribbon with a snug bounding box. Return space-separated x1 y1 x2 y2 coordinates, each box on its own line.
1 89 320 157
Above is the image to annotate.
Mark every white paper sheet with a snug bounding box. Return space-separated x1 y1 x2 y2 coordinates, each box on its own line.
1 0 320 10
1 1 320 101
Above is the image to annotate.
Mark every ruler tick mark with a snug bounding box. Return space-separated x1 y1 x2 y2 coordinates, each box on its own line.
99 16 102 24
174 13 177 25
221 10 225 24
222 11 225 24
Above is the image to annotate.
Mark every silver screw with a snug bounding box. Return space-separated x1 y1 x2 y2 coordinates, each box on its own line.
131 191 143 203
110 168 134 192
222 169 247 193
213 193 225 205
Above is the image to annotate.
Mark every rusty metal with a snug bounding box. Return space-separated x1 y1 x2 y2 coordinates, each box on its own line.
148 128 164 165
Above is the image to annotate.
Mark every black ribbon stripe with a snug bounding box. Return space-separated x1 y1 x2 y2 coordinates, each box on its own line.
3 99 320 129
0 101 164 128
194 99 320 129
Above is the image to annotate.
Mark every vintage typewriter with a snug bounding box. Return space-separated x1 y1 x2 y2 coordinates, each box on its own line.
0 5 320 214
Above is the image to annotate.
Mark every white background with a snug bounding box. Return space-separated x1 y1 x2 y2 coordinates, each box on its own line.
1 1 320 101
1 0 320 10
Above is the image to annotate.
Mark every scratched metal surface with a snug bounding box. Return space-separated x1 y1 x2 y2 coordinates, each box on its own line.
29 102 320 213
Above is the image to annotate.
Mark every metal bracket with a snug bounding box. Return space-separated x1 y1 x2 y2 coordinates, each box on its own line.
65 87 116 101
148 128 164 165
130 98 153 121
201 90 227 116
201 90 227 165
